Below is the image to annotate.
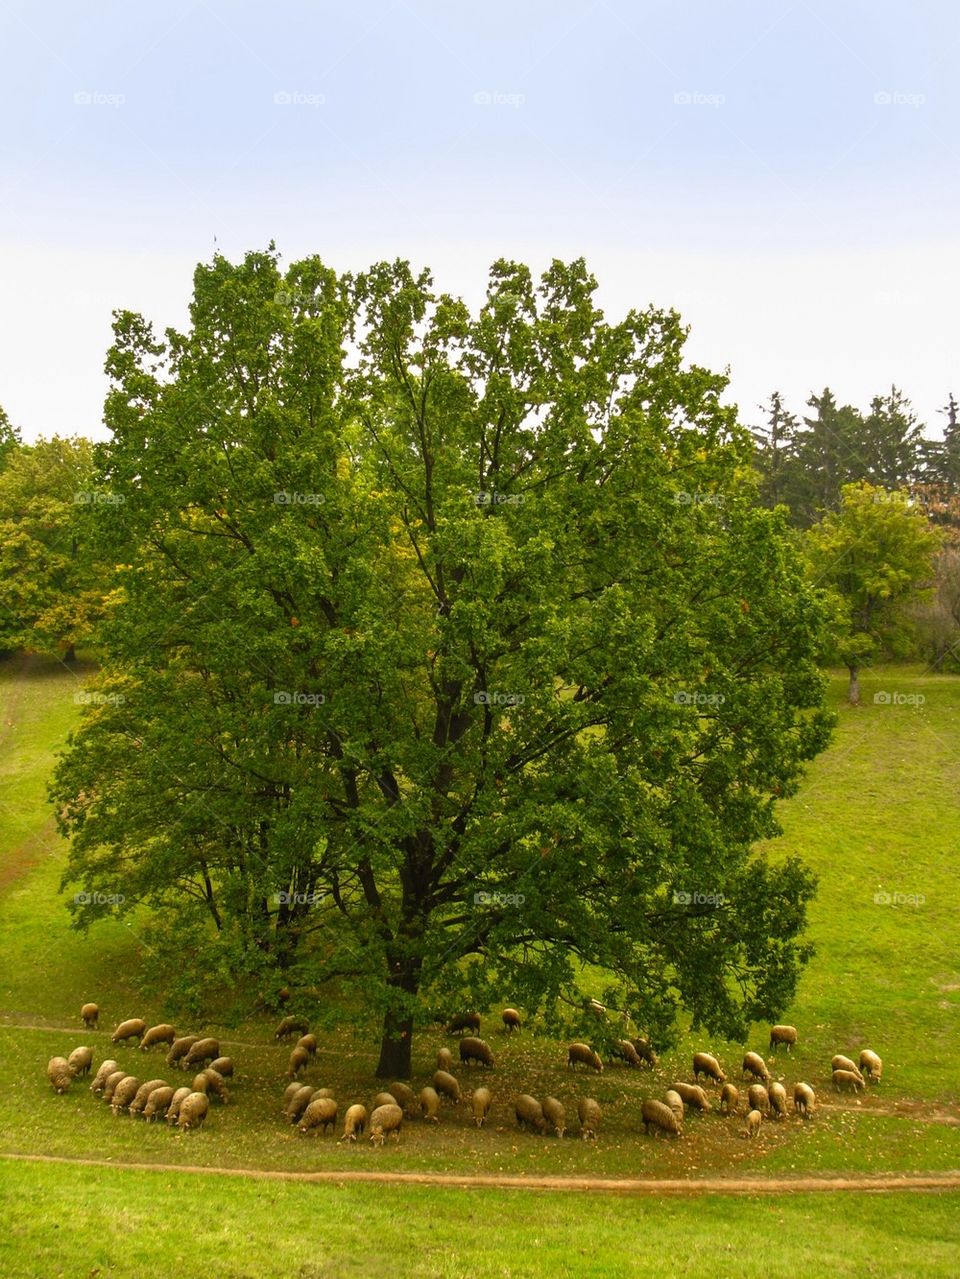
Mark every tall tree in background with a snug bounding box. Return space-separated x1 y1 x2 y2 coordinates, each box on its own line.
786 389 865 525
752 391 797 508
861 386 923 491
0 403 20 472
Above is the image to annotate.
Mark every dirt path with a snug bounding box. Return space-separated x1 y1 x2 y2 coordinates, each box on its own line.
3 1152 959 1195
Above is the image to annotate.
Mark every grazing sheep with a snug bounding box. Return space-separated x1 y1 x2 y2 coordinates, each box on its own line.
793 1082 816 1117
472 1086 493 1128
110 1076 142 1114
671 1082 711 1112
111 1018 147 1046
369 1103 403 1145
664 1089 685 1121
287 1046 310 1079
201 1068 229 1103
296 1034 318 1056
860 1049 883 1082
515 1094 547 1134
339 1103 368 1142
768 1082 788 1119
693 1052 726 1085
436 1047 453 1072
447 1012 481 1036
90 1060 120 1094
630 1038 658 1067
166 1087 193 1124
285 1085 315 1123
719 1083 740 1115
831 1055 863 1081
586 998 606 1019
299 1097 338 1136
611 1039 643 1067
191 1073 211 1094
742 1052 771 1083
102 1070 127 1102
578 1097 602 1140
281 1081 302 1111
166 1036 199 1068
747 1083 770 1115
388 1082 417 1114
140 1024 177 1051
177 1091 209 1130
832 1069 865 1094
373 1091 398 1110
46 1056 72 1094
209 1057 233 1078
744 1109 762 1139
769 1025 797 1053
80 1002 99 1030
274 1016 310 1040
182 1038 220 1069
641 1098 681 1137
542 1096 566 1138
502 1008 522 1033
129 1079 169 1117
67 1047 93 1078
420 1086 441 1122
311 1088 336 1100
432 1070 461 1104
459 1036 495 1068
143 1086 175 1121
567 1042 603 1073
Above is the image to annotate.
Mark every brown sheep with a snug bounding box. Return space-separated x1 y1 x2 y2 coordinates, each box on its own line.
369 1102 403 1145
502 1008 522 1033
793 1082 816 1117
102 1070 127 1102
287 1046 310 1079
285 1085 315 1124
747 1083 770 1115
274 1015 309 1040
299 1097 338 1136
515 1094 546 1133
831 1054 864 1081
339 1103 368 1142
642 1098 681 1136
200 1068 228 1103
90 1060 120 1093
67 1047 93 1078
671 1082 711 1112
719 1083 739 1115
191 1072 211 1095
111 1018 146 1046
459 1036 495 1068
281 1081 303 1111
768 1082 788 1119
692 1052 726 1085
166 1036 199 1068
420 1086 441 1122
388 1082 417 1115
611 1040 643 1067
472 1086 493 1127
182 1038 220 1069
744 1109 762 1138
80 1002 99 1029
129 1079 169 1117
311 1088 336 1100
143 1086 175 1121
578 1097 602 1139
140 1024 177 1051
110 1076 142 1114
372 1091 398 1110
630 1038 658 1067
567 1042 603 1073
46 1056 72 1094
432 1070 461 1104
447 1012 481 1036
832 1069 864 1094
542 1096 566 1138
165 1087 193 1124
769 1025 797 1053
742 1052 771 1083
177 1091 209 1130
209 1057 234 1078
664 1089 685 1121
296 1034 318 1056
436 1047 453 1072
859 1049 882 1082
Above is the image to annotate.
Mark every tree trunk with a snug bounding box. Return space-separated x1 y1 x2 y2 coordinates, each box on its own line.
848 664 860 706
375 959 421 1079
64 643 76 664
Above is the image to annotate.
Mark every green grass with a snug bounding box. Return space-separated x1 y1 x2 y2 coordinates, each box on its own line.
2 1160 959 1279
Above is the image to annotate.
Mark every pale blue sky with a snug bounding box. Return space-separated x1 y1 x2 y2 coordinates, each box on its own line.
1 0 957 440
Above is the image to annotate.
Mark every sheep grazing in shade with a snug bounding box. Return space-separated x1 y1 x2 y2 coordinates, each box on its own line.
281 1082 303 1111
502 1008 522 1033
143 1086 175 1121
274 1015 310 1041
742 1052 771 1083
769 1025 797 1053
372 1091 398 1110
586 998 606 1019
166 1087 193 1124
287 1046 310 1079
166 1036 199 1069
692 1052 726 1085
859 1049 883 1082
102 1070 127 1102
432 1071 461 1104
793 1082 816 1117
46 1056 72 1094
671 1082 711 1113
339 1104 368 1142
140 1024 177 1051
446 1012 481 1036
299 1097 338 1136
110 1076 142 1114
832 1069 865 1094
296 1034 318 1056
747 1084 770 1115
472 1087 493 1128
436 1047 453 1072
611 1040 643 1068
209 1057 234 1078
515 1094 547 1134
567 1043 603 1073
459 1036 495 1068
744 1109 763 1139
831 1055 863 1082
285 1085 315 1124
578 1097 602 1140
311 1088 336 1101
420 1086 441 1122
642 1099 681 1137
369 1103 403 1145
80 1002 99 1029
200 1068 229 1103
542 1096 566 1138
111 1018 147 1046
664 1089 685 1121
67 1047 93 1078
129 1079 169 1117
177 1091 209 1130
630 1038 658 1067
90 1060 120 1094
768 1082 788 1119
388 1082 417 1115
182 1038 220 1069
720 1083 740 1115
191 1073 211 1095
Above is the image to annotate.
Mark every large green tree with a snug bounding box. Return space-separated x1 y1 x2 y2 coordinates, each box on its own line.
52 249 833 1076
